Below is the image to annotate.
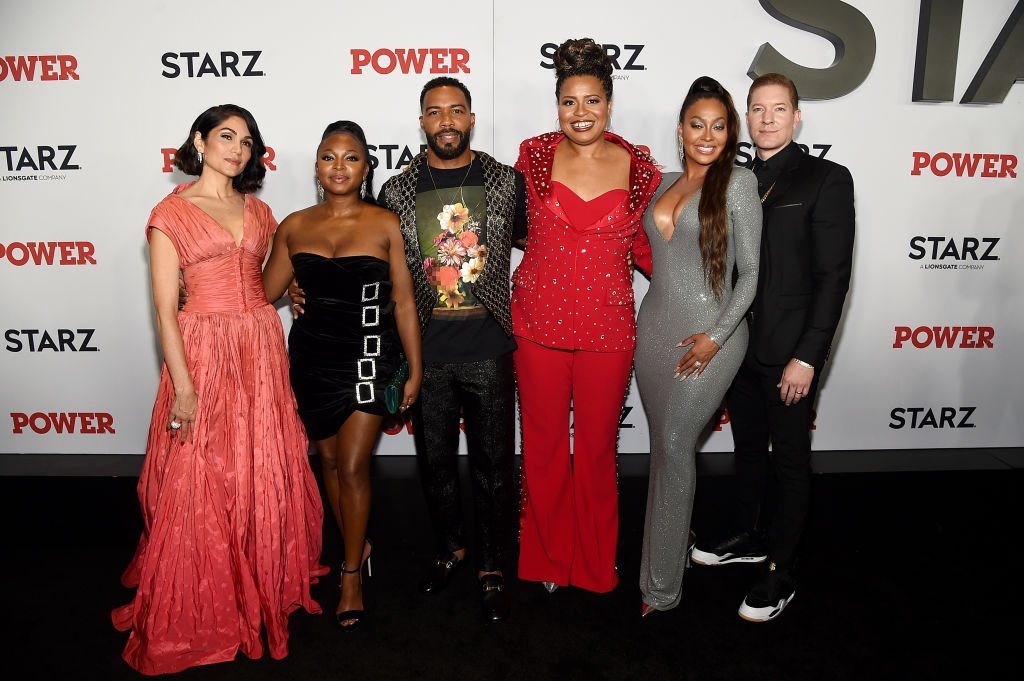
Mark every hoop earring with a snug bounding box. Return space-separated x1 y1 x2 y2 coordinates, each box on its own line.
197 151 204 165
316 178 325 202
360 179 367 199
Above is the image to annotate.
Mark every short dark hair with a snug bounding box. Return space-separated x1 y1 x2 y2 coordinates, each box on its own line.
553 37 613 100
747 73 799 110
319 120 376 204
174 104 267 194
419 77 472 111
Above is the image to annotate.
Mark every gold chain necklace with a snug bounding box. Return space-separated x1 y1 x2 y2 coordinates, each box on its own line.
425 156 475 209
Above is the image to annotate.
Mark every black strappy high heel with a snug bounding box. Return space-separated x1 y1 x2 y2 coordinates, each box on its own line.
337 563 366 632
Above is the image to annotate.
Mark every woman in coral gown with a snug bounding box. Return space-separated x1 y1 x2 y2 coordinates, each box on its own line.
112 104 326 675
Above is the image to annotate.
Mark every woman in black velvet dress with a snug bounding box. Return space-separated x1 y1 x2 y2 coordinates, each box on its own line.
264 121 422 631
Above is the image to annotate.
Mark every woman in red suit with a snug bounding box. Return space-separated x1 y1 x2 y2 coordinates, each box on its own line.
513 37 660 593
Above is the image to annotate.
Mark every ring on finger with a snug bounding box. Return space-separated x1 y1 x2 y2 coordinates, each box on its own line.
694 360 702 367
170 421 182 430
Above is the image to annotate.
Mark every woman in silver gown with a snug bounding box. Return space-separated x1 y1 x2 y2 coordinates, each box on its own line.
636 77 762 614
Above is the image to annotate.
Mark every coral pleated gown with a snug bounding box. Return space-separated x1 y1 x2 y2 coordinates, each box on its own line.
112 185 326 675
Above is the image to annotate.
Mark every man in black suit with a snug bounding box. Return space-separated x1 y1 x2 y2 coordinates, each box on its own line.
690 73 855 622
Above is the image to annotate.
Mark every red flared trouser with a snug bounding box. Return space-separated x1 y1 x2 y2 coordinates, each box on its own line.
515 336 633 593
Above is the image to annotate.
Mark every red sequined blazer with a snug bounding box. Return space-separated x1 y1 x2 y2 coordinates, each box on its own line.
511 131 660 352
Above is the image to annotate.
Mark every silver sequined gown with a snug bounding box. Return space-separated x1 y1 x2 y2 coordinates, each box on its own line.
636 167 761 610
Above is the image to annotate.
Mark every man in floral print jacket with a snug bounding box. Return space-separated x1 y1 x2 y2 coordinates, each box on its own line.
378 76 527 623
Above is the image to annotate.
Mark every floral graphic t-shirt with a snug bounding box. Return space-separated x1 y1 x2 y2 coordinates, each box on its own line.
411 158 516 364
417 183 488 311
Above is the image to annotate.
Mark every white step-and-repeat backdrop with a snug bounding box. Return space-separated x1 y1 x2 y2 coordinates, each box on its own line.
2 0 1021 456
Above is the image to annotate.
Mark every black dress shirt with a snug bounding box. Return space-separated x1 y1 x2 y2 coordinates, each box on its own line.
751 142 801 202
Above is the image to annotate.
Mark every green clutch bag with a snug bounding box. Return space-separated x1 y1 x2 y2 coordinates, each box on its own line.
384 361 410 414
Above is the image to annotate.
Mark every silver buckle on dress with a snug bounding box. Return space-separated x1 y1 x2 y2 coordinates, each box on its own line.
362 282 380 302
364 335 381 357
356 381 374 404
357 358 377 380
362 305 379 327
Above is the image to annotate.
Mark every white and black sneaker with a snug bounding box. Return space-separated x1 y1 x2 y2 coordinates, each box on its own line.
690 531 767 566
738 562 795 622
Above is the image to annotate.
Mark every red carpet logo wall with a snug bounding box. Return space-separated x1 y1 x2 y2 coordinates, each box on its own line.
160 51 266 79
350 48 472 75
908 236 1000 271
0 242 95 266
911 151 1018 178
161 148 278 173
1 0 1021 456
0 54 79 82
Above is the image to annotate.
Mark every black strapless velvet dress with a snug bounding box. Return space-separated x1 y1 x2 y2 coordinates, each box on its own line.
288 253 401 441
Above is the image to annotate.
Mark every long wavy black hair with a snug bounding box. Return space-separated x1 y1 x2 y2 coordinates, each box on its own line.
679 77 740 299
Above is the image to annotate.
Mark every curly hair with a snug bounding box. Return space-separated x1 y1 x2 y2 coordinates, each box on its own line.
679 77 741 299
552 37 613 100
174 104 267 194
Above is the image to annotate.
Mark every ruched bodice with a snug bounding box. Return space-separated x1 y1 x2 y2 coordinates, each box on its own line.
181 247 268 313
148 188 277 314
288 253 401 440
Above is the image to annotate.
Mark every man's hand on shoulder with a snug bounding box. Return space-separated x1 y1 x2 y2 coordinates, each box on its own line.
288 280 306 319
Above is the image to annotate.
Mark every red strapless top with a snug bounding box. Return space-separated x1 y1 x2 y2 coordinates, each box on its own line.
551 181 628 229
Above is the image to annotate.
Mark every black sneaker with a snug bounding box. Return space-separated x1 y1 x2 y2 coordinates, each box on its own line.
738 562 795 622
690 531 767 566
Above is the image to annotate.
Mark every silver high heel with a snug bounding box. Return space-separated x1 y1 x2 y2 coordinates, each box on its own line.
542 581 559 593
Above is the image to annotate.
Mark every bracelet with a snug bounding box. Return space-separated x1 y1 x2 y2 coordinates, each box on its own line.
793 358 814 369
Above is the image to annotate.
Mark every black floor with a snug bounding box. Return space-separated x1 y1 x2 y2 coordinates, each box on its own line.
3 461 1020 680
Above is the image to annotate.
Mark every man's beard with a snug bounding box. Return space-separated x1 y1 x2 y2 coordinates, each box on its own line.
427 129 470 160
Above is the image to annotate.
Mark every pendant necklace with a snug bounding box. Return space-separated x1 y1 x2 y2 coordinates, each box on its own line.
425 155 475 210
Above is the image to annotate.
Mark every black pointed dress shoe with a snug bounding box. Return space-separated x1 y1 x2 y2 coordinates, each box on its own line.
479 573 510 622
419 552 463 594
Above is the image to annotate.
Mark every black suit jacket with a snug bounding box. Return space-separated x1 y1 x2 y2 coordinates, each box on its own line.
748 144 855 368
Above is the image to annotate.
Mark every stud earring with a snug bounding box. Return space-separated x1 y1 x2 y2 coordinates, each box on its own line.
316 178 325 202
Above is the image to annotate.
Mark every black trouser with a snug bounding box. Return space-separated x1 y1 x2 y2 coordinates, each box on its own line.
411 353 515 573
726 355 819 569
